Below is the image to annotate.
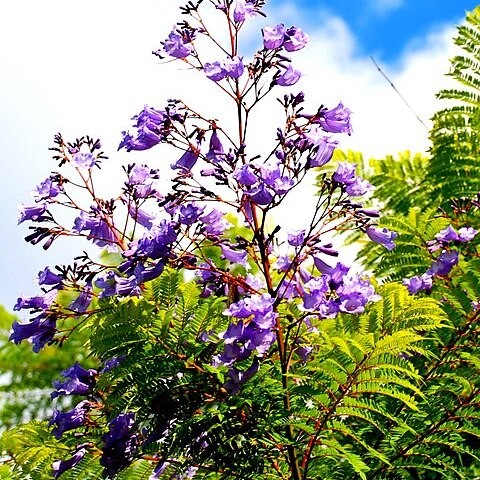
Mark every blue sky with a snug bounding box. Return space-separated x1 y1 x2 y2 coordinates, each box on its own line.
294 0 478 62
0 0 478 311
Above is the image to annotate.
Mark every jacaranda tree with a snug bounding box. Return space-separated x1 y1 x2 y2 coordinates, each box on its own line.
2 1 480 479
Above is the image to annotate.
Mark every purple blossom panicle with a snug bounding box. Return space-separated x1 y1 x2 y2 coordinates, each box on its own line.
283 26 310 52
317 102 352 135
100 412 139 477
53 447 87 478
276 65 302 86
10 314 57 352
18 203 48 224
403 273 433 294
51 362 98 399
49 400 91 439
427 250 459 276
262 24 286 49
366 226 397 251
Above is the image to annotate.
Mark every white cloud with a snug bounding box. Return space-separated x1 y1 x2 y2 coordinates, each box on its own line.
369 0 405 16
0 0 463 307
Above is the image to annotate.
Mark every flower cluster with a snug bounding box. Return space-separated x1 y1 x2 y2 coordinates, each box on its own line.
403 224 477 294
11 0 400 477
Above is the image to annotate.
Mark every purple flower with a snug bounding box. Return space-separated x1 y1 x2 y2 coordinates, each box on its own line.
100 356 126 374
204 61 228 81
287 229 306 247
119 105 177 152
163 29 193 59
18 203 48 224
276 64 302 86
69 283 93 313
233 0 256 22
284 26 310 52
49 400 90 439
318 102 352 135
126 164 159 199
435 225 459 242
205 57 244 81
206 130 225 163
10 314 57 352
179 203 205 225
262 24 285 49
172 147 199 171
53 448 87 478
221 244 247 266
200 209 231 236
32 177 62 201
14 290 56 312
259 160 281 186
73 211 118 251
345 177 372 197
427 250 459 276
234 164 258 186
224 56 245 78
37 267 63 287
248 183 274 205
95 271 117 298
128 205 156 229
403 273 433 294
366 226 397 251
458 226 477 242
303 276 329 310
273 176 295 194
72 152 96 169
308 136 338 168
225 358 260 394
51 362 97 399
101 413 139 477
333 162 357 185
337 274 380 314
